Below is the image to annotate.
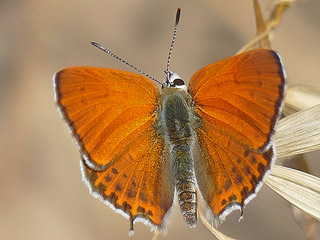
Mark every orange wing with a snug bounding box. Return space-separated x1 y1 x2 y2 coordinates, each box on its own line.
80 129 174 231
54 67 174 230
188 49 285 221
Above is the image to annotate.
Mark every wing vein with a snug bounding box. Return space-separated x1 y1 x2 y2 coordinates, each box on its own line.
197 102 267 138
199 128 258 177
88 110 154 153
60 82 112 87
60 91 109 102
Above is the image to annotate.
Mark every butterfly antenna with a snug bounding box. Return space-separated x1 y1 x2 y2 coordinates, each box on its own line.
91 41 162 85
165 8 181 79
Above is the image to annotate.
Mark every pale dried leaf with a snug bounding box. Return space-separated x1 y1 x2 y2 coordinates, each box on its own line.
269 0 309 9
237 0 292 53
151 231 159 240
267 1 292 26
199 212 236 240
198 193 236 240
275 105 320 158
284 85 320 115
253 0 271 49
266 165 320 221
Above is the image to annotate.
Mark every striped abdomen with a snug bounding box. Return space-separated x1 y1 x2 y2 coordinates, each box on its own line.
161 89 197 227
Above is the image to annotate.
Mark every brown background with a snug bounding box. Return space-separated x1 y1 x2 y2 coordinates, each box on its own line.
1 0 319 239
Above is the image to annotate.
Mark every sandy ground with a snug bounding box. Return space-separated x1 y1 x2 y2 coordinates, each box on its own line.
0 0 319 239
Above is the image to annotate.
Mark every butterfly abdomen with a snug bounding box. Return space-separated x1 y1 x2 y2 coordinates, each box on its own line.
160 89 197 227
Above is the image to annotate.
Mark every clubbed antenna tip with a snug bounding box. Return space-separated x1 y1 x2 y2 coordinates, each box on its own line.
165 8 182 77
176 8 181 25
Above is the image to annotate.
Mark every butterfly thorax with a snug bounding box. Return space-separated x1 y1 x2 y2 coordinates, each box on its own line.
158 86 198 227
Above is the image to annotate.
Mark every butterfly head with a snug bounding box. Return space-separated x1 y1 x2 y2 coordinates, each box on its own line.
162 70 186 90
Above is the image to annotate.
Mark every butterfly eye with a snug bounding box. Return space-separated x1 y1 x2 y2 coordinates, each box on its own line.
173 78 185 86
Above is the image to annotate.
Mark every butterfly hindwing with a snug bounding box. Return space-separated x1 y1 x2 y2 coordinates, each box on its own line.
80 128 174 231
193 122 275 221
188 49 286 220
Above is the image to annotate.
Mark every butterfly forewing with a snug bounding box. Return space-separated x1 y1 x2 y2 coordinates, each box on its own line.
189 49 285 151
55 67 159 169
55 67 174 230
188 49 285 220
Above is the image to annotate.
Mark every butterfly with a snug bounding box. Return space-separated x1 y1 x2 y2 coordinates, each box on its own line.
54 8 285 233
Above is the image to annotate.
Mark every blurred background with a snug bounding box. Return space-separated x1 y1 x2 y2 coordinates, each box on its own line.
0 0 319 239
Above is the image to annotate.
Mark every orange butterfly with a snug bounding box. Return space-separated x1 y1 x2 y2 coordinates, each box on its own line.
54 8 285 233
